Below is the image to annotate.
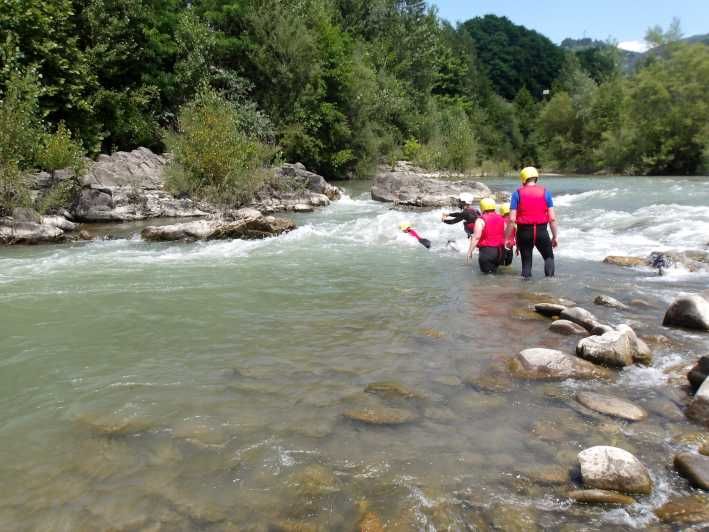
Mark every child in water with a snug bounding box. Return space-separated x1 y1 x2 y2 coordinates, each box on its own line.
399 222 431 249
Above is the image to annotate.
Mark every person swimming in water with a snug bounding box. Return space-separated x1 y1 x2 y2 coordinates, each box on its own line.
399 221 431 249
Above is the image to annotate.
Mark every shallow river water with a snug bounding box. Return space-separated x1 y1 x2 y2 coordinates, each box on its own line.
1 176 708 531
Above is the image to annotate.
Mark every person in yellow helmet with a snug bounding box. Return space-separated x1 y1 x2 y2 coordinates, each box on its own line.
467 198 506 273
505 166 558 278
499 203 515 266
399 221 431 249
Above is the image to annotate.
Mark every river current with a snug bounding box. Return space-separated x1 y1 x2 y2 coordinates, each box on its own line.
1 176 708 530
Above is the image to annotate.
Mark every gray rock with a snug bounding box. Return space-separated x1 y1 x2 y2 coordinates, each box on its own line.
370 161 505 208
688 356 709 393
141 215 295 242
509 348 612 381
0 218 65 245
534 303 567 318
576 329 635 367
41 215 76 232
687 379 709 428
560 307 600 333
674 452 709 490
549 319 588 336
567 489 636 505
576 391 647 421
603 255 646 268
594 295 629 310
578 445 652 494
663 294 709 331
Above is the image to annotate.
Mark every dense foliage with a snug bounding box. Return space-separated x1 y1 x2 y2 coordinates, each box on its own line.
1 0 707 193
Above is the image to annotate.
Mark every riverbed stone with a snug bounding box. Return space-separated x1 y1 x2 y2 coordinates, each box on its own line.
357 512 385 532
560 307 600 333
488 503 538 532
519 465 570 485
687 379 709 428
603 256 646 267
576 330 635 367
688 356 709 393
364 381 423 400
343 407 418 425
578 446 652 494
550 319 588 336
655 495 709 525
594 295 629 310
534 302 567 317
509 348 612 381
663 294 709 331
576 391 647 421
141 215 296 242
73 408 155 436
567 489 636 505
287 464 340 498
674 452 709 490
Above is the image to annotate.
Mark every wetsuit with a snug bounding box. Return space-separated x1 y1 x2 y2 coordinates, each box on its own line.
511 185 554 278
476 212 506 274
443 207 480 237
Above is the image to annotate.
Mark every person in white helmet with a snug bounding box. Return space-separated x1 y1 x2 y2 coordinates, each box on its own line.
441 192 481 238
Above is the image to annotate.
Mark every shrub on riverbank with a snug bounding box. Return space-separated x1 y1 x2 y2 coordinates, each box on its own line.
164 89 277 208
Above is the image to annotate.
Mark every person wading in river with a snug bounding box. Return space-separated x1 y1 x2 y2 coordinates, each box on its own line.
467 198 506 274
506 166 558 278
499 203 515 266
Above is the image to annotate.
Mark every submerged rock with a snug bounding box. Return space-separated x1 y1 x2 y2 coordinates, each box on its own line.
287 464 340 498
357 512 385 532
141 214 295 242
578 446 652 494
364 381 423 400
594 295 629 310
343 407 418 425
674 452 709 490
73 408 155 436
567 489 636 505
509 348 612 381
534 302 567 318
575 391 647 421
550 319 588 336
663 294 709 331
655 495 709 525
687 379 709 428
488 503 539 532
559 307 600 333
688 356 709 393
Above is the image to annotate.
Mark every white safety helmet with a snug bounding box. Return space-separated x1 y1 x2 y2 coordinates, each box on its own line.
458 192 475 205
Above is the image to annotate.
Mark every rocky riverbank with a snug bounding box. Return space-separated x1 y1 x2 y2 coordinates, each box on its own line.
1 148 341 245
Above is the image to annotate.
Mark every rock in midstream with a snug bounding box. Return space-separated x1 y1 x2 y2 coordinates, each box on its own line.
594 295 629 310
687 378 709 428
567 489 636 505
603 256 647 267
559 307 600 333
509 348 612 381
549 319 588 336
575 391 647 421
343 406 418 425
141 214 295 242
688 355 709 393
663 294 709 331
577 446 652 494
674 452 709 490
654 495 709 525
533 302 567 318
576 325 652 367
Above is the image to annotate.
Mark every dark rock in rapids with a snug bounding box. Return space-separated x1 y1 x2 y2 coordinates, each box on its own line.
688 356 709 393
655 495 709 525
674 452 709 490
578 445 652 494
567 489 636 505
594 295 629 310
663 294 709 331
575 391 647 421
549 319 588 336
370 161 508 208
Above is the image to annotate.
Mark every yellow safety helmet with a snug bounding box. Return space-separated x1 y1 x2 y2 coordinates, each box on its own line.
399 221 412 231
479 197 497 212
520 166 539 184
499 203 511 216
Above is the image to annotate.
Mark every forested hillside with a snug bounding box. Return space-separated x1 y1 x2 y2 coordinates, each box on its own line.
1 0 707 205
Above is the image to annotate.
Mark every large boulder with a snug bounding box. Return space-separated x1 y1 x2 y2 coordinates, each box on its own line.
594 295 629 310
687 379 709 428
577 446 652 494
80 147 166 188
575 391 647 421
370 161 505 208
576 325 651 367
0 217 66 245
141 214 295 242
509 348 612 381
663 295 709 332
673 452 709 490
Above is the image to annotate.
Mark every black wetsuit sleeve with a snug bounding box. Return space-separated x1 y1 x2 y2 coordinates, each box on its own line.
443 212 466 224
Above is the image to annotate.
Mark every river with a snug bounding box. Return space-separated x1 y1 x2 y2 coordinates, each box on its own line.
1 176 708 530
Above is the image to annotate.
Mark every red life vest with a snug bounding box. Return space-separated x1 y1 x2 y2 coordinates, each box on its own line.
478 212 505 248
516 185 550 225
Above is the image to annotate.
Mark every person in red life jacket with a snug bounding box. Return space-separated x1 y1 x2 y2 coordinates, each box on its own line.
506 166 558 278
467 198 506 274
499 203 515 266
399 221 431 249
441 192 480 238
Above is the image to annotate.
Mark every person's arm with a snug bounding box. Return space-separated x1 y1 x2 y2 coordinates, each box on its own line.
505 210 517 242
442 211 465 224
545 190 558 247
467 219 484 261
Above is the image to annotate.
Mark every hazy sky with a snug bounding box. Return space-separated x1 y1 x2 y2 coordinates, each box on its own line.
431 0 708 52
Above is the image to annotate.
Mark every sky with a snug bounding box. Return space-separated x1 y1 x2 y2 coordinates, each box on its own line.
431 0 709 52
